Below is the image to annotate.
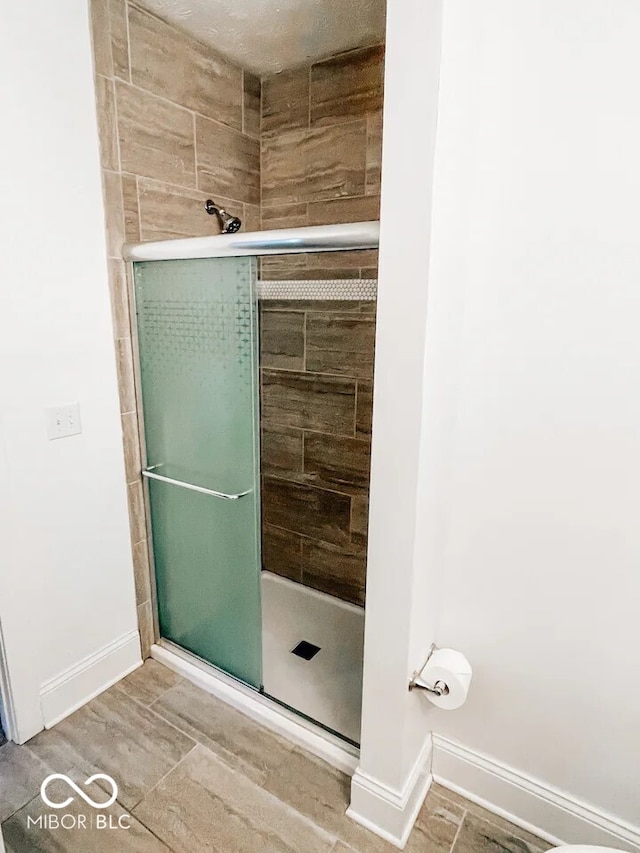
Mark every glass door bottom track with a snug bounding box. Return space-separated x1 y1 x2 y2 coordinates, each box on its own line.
155 639 360 762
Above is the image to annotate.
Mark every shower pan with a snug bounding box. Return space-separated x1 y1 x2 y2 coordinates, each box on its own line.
127 221 379 749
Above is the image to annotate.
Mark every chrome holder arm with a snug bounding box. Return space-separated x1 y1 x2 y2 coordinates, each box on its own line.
408 643 451 696
409 679 450 697
142 468 252 501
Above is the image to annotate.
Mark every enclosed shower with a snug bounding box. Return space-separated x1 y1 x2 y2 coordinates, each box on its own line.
83 0 385 753
127 222 378 745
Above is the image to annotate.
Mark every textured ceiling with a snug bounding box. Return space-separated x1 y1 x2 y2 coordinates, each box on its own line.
139 0 386 75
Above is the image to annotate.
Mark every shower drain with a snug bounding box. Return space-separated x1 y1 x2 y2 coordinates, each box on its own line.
291 641 321 660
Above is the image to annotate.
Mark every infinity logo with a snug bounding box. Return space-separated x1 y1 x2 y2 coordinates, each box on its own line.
40 774 118 810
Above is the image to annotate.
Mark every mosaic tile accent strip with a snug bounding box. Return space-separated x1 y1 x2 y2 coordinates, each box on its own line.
257 278 377 301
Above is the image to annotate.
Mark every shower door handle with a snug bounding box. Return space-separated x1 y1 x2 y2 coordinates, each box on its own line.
141 468 252 501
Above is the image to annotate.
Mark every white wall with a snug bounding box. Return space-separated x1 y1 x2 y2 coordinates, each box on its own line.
349 0 445 846
427 0 640 847
0 2 140 742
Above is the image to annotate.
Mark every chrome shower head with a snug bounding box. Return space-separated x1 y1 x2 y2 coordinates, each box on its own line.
204 199 242 233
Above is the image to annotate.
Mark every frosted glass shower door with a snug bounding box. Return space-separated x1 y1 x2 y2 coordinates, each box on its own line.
133 257 262 688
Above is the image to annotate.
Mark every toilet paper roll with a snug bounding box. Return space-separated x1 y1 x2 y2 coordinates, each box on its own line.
414 648 472 710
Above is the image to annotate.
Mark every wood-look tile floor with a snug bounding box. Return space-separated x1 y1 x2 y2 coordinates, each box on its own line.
0 661 552 852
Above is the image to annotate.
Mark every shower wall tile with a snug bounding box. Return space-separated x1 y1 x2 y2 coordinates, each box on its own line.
259 254 312 281
261 121 367 206
132 538 152 606
259 247 379 284
115 336 136 413
122 411 142 484
307 267 368 280
240 202 260 231
91 0 259 657
351 495 369 554
121 173 140 243
306 249 378 269
305 311 376 379
261 300 363 313
243 202 262 233
355 380 374 438
259 264 309 282
350 496 369 539
196 115 260 205
302 540 366 606
260 43 383 284
262 525 303 583
262 477 351 548
107 259 130 340
89 0 113 78
260 254 309 277
243 71 261 139
101 169 126 258
261 424 304 479
95 75 118 171
366 111 384 195
127 481 148 548
260 265 370 281
137 600 155 660
262 68 310 134
108 0 130 81
260 310 305 370
258 300 376 606
128 3 243 130
260 202 309 230
310 44 385 128
261 370 356 435
307 195 380 226
116 82 196 187
303 432 371 497
361 267 379 279
136 179 236 241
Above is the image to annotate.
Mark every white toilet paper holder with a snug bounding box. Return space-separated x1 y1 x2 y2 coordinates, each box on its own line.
409 643 450 696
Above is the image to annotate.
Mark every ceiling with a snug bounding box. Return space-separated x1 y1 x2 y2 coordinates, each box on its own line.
139 0 386 75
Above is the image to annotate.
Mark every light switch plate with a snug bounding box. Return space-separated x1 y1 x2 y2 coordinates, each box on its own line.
45 403 82 440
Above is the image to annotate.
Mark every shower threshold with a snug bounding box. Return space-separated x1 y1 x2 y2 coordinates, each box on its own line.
151 640 359 775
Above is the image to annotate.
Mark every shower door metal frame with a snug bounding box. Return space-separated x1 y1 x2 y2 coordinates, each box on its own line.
124 220 380 694
124 220 380 262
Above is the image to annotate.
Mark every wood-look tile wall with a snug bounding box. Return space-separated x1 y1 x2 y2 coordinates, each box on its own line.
260 45 384 280
260 301 375 606
89 0 260 655
258 47 383 604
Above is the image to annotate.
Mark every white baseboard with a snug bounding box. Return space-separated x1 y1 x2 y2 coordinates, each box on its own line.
40 630 141 728
347 734 433 849
151 642 359 776
433 735 640 853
